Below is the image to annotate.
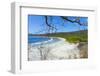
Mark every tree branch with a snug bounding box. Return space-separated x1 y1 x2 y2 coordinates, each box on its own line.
60 16 87 26
44 16 57 33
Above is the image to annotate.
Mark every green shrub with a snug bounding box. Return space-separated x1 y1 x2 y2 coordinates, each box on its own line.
49 30 88 43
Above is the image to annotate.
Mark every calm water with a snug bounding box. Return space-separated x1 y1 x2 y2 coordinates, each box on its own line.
28 36 51 43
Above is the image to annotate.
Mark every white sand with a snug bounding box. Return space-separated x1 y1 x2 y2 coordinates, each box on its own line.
28 37 80 61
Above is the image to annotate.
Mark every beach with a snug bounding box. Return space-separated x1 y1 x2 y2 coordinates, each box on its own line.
28 37 81 61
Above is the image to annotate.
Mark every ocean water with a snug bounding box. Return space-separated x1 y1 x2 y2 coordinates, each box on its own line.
28 36 51 43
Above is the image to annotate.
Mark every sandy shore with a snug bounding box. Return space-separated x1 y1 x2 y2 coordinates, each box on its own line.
28 37 81 61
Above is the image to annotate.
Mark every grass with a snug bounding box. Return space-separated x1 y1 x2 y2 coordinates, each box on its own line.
48 30 88 43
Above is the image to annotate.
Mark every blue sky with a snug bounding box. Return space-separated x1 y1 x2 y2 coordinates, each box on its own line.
28 15 88 34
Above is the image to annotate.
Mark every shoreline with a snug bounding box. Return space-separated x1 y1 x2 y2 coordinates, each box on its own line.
28 37 81 60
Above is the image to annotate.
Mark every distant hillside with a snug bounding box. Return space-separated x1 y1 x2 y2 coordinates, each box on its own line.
47 30 87 36
29 30 88 43
29 30 87 36
48 30 88 43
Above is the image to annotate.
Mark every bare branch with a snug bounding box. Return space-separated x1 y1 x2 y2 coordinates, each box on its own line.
60 16 87 26
44 16 57 33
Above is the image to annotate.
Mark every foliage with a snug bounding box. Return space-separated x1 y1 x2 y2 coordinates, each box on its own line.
48 30 88 43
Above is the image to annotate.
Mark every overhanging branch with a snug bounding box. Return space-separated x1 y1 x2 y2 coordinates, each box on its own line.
60 16 87 26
